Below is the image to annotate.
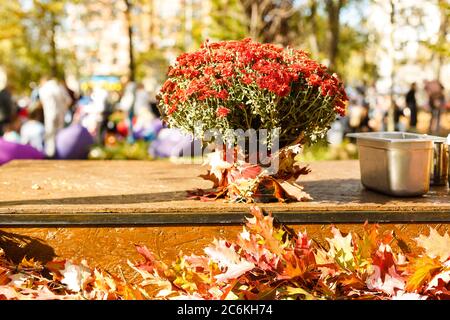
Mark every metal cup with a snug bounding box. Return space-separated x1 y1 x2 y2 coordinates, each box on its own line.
430 141 449 186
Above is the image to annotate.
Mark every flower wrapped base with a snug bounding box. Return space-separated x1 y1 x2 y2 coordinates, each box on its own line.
189 145 312 203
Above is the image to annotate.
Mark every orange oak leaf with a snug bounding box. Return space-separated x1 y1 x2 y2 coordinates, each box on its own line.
245 206 286 255
278 250 309 280
356 223 379 261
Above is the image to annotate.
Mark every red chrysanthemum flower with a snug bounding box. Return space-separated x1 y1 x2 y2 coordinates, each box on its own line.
216 89 229 100
216 107 230 118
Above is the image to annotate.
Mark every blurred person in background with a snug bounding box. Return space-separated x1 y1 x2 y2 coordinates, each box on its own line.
119 81 137 143
0 84 16 136
134 83 154 118
405 83 418 131
29 82 40 106
2 114 21 143
38 76 72 157
62 80 79 126
346 86 370 133
20 105 45 152
425 80 445 135
72 88 96 134
119 81 136 114
393 101 405 132
91 86 111 143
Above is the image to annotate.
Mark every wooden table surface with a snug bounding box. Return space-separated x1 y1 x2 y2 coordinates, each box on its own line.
0 160 448 225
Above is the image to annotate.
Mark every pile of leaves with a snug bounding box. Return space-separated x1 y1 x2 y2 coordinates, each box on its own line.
2 207 450 300
0 250 150 300
190 146 313 203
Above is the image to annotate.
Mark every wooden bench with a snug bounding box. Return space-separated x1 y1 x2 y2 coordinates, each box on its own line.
1 160 449 277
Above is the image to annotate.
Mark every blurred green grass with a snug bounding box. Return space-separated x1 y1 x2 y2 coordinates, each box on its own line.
87 139 358 162
88 140 151 160
297 139 358 162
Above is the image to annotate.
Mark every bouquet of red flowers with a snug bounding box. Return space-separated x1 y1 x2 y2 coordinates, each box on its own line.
158 39 348 202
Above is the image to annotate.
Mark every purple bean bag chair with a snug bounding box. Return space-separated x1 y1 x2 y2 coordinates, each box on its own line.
150 118 164 135
133 118 164 141
148 128 202 158
0 138 45 165
55 124 94 159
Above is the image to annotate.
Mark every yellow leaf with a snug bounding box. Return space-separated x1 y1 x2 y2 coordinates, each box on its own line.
405 256 442 292
284 286 319 300
19 257 42 270
356 224 379 261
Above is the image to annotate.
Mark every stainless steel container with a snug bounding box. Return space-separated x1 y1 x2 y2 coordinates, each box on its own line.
347 132 446 196
447 135 450 186
430 141 449 186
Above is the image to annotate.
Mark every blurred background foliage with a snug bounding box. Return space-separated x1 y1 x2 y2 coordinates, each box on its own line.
0 0 448 162
2 0 447 94
88 140 151 160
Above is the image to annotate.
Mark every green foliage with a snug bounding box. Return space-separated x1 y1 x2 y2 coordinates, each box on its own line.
297 139 358 162
136 49 169 86
207 0 381 84
423 1 450 60
0 0 73 92
209 0 248 41
88 140 151 160
0 0 445 93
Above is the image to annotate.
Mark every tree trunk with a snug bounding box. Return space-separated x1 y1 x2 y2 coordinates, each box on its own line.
241 0 295 44
307 0 319 56
249 2 259 40
148 0 155 50
124 0 135 82
326 0 344 72
184 0 193 50
387 0 396 132
49 11 58 78
436 0 448 81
